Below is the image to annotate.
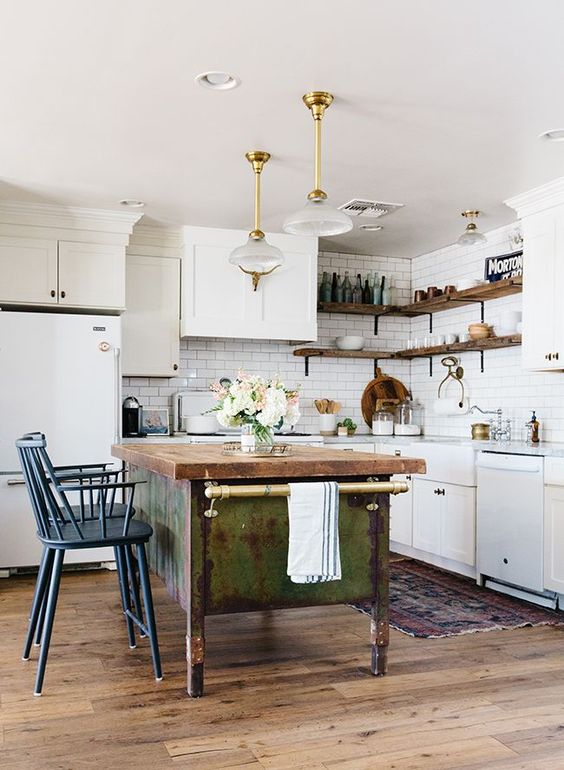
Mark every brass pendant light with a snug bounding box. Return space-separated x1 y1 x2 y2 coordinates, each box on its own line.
229 151 284 290
283 92 352 237
458 210 487 245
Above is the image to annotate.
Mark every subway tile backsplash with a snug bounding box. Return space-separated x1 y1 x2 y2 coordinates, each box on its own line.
123 228 564 442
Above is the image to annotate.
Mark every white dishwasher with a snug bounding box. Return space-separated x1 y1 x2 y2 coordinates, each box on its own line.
476 452 553 605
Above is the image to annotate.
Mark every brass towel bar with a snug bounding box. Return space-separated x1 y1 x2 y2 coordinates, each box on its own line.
203 479 409 518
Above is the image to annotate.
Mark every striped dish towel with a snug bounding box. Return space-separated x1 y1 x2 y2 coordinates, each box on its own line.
286 481 341 584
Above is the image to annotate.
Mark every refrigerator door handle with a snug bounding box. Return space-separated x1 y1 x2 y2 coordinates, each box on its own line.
114 346 122 444
7 478 26 486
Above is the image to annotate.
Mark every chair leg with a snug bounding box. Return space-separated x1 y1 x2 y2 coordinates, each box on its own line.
22 548 54 660
136 543 162 681
34 549 64 696
114 546 136 649
124 544 146 637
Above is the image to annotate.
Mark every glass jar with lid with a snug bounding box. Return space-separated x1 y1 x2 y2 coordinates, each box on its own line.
372 409 394 436
394 399 423 436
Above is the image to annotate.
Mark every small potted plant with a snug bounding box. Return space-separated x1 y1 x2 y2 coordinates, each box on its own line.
337 417 357 437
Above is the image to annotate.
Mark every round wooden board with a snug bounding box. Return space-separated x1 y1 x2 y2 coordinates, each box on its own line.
361 368 410 427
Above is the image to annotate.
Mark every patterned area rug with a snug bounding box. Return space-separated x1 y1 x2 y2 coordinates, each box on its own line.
350 559 564 638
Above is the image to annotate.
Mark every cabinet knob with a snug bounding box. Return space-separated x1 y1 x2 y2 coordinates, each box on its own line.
555 352 560 361
547 353 552 361
60 290 66 299
50 289 56 298
173 363 178 371
394 449 401 456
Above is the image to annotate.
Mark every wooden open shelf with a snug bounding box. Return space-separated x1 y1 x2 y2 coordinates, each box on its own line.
317 301 399 316
293 335 522 376
316 278 522 320
293 348 394 360
395 334 522 359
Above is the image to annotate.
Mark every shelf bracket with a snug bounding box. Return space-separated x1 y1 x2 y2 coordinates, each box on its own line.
304 356 310 377
480 350 484 373
427 313 433 333
449 298 485 323
428 357 433 377
374 359 378 377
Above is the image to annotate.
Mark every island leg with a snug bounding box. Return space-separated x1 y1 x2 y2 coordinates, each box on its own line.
186 482 207 697
369 489 390 676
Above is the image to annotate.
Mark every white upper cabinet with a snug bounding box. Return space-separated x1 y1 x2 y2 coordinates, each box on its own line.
506 178 564 370
181 226 318 341
0 202 141 313
122 255 180 377
58 241 125 310
0 237 58 305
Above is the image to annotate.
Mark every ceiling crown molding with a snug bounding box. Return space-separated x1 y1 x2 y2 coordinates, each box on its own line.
0 201 143 233
504 176 564 218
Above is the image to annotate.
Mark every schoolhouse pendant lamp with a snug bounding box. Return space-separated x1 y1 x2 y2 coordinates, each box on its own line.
228 151 284 291
457 210 487 245
283 92 353 237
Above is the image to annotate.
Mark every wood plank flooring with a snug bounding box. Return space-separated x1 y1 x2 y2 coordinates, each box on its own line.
2 569 564 769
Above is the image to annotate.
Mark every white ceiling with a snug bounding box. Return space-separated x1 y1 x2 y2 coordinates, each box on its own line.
1 1 564 257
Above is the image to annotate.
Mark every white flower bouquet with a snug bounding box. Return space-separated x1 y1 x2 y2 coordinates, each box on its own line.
209 371 300 444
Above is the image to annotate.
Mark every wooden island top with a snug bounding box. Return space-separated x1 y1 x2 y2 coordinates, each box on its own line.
112 442 426 480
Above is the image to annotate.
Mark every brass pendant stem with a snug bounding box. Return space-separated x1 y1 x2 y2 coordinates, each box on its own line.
254 169 261 233
314 117 322 193
245 150 270 238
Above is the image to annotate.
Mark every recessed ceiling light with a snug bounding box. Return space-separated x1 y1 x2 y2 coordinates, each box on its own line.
538 128 564 142
195 71 240 91
359 224 383 232
119 199 145 208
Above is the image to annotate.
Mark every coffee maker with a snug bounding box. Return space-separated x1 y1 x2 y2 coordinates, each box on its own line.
122 396 145 438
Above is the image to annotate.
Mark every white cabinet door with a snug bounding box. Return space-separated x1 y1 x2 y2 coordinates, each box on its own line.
441 482 475 566
544 485 564 592
0 237 58 305
412 478 441 555
58 241 125 309
181 226 317 341
122 256 180 377
390 473 413 546
521 211 556 369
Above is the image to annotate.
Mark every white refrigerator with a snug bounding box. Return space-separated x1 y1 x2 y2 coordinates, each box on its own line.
0 311 121 569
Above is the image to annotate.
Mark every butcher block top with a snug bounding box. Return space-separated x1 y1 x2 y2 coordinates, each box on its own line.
111 443 426 481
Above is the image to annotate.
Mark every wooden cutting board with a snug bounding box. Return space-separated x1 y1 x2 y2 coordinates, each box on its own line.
361 368 410 427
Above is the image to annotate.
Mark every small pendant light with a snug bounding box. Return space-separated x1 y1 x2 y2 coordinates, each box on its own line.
283 92 352 237
229 151 284 291
458 210 487 245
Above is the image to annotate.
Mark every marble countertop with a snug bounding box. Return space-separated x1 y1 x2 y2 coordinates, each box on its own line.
324 433 564 457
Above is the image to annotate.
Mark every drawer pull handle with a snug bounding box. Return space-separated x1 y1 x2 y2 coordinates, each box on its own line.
7 478 26 486
434 488 445 496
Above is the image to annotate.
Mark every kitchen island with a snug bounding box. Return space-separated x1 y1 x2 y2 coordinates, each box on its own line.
111 443 425 696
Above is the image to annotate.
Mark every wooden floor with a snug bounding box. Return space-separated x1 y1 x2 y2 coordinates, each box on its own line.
3 572 564 770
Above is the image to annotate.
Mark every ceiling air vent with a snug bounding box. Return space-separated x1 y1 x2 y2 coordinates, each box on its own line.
338 199 405 218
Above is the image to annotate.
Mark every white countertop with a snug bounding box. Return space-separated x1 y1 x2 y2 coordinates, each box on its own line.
323 433 564 457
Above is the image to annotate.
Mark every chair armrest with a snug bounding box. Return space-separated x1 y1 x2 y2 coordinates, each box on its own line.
59 481 144 492
54 463 112 472
56 469 122 482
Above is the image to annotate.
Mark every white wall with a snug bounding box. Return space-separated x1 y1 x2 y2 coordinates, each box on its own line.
122 224 564 442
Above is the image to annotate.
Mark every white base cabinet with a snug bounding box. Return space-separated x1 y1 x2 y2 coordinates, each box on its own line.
122 255 180 377
181 226 318 341
544 484 564 593
413 478 475 567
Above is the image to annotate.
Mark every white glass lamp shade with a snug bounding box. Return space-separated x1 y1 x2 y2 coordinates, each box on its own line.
283 198 353 237
228 235 284 274
457 226 487 246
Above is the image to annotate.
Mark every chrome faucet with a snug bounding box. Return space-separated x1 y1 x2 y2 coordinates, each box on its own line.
470 405 511 442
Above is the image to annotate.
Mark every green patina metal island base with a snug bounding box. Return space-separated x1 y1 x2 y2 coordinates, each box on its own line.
112 443 425 697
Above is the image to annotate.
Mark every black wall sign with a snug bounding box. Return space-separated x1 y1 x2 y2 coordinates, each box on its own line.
484 250 523 283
